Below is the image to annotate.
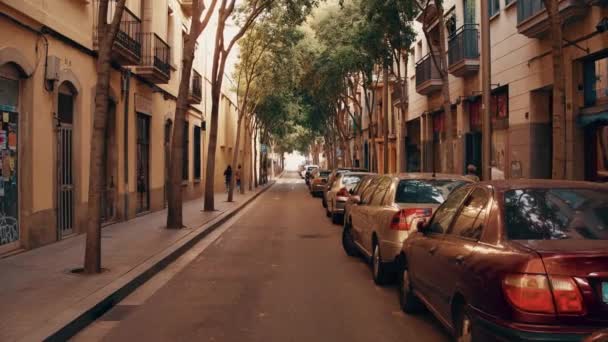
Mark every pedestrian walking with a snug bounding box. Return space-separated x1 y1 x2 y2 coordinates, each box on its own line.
224 165 232 192
465 164 480 182
235 165 242 192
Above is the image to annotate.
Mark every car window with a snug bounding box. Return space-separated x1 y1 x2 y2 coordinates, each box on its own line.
428 187 471 234
370 177 392 206
394 179 469 204
448 188 490 240
504 188 608 240
354 177 372 195
361 177 381 204
342 175 364 190
320 171 331 177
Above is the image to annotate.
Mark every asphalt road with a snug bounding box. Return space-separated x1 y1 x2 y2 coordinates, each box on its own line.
79 171 450 342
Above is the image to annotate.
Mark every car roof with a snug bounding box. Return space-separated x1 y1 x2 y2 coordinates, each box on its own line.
338 172 375 177
336 168 369 172
394 173 474 182
477 179 608 191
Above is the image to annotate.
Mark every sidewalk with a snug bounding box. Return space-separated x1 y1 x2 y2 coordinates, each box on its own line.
0 184 274 342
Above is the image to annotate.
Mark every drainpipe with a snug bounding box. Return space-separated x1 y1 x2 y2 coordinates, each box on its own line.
122 69 130 218
481 0 492 181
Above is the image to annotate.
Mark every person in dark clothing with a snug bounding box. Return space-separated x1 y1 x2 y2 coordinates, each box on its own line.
224 165 232 192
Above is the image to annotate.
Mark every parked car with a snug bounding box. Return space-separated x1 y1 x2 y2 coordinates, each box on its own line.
301 164 317 179
397 180 608 341
326 172 374 224
310 169 331 197
342 175 377 226
304 165 319 186
322 167 368 208
342 173 472 285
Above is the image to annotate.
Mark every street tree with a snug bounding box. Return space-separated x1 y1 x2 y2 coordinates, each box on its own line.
84 0 128 274
204 0 317 211
166 0 219 229
543 0 566 179
415 0 454 174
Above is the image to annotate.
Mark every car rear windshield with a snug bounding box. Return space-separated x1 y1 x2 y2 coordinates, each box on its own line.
342 175 364 188
394 179 468 204
320 171 331 177
504 188 608 240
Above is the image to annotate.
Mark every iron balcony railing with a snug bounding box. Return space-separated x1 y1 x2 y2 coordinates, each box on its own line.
391 81 408 103
416 53 442 87
448 24 479 67
517 0 545 23
93 0 142 60
140 33 171 76
190 70 202 101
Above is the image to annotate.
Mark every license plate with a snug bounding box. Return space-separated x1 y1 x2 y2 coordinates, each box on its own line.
603 282 608 304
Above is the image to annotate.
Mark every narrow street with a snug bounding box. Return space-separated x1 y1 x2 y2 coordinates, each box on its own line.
77 171 450 342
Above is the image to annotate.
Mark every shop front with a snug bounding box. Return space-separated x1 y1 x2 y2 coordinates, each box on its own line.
582 51 608 182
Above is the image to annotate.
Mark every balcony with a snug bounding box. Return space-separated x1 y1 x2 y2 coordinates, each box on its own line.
517 0 586 39
188 70 202 104
448 24 479 77
93 0 142 65
416 54 442 95
415 1 440 28
135 33 171 84
179 0 194 16
391 81 408 107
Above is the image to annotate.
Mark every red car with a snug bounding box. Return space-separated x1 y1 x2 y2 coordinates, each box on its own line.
398 180 608 341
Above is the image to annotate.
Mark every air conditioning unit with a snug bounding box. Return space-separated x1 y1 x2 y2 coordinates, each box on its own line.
45 56 60 83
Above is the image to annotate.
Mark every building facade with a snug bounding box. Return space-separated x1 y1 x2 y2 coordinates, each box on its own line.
0 0 245 254
351 0 608 183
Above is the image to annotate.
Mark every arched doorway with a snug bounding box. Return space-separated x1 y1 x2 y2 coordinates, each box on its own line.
0 63 22 249
57 82 77 237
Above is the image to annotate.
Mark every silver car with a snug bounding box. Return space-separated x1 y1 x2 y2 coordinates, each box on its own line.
341 173 473 285
325 172 374 224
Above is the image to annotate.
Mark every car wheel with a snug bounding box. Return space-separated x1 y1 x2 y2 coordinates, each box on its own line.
342 223 358 257
399 266 423 313
332 212 342 225
372 243 390 285
322 196 327 208
455 307 476 342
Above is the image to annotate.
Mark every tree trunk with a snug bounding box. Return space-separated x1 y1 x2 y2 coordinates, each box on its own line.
544 0 566 179
84 0 126 274
228 114 244 201
383 65 389 174
166 36 196 228
253 127 258 187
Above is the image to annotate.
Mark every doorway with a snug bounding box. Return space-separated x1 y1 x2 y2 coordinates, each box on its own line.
0 67 20 249
137 113 150 213
57 83 76 238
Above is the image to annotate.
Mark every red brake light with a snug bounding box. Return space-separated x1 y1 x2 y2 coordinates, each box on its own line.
502 274 585 315
550 276 584 314
312 178 321 184
390 208 432 231
503 274 554 314
337 188 349 197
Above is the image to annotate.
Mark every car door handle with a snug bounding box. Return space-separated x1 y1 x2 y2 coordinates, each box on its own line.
428 246 438 255
454 255 466 264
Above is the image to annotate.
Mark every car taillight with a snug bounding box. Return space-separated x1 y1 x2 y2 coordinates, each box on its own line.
390 208 432 231
337 187 349 197
502 274 584 315
312 178 321 184
550 276 584 314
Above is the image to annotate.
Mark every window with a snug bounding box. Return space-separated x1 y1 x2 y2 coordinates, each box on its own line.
341 175 364 191
361 177 381 204
504 188 608 240
449 188 490 240
488 0 500 16
595 126 608 180
193 125 201 180
584 55 608 107
428 187 470 234
354 176 373 195
395 179 469 204
370 177 392 206
182 121 189 181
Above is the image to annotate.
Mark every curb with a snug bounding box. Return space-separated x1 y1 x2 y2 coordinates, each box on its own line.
32 182 277 342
